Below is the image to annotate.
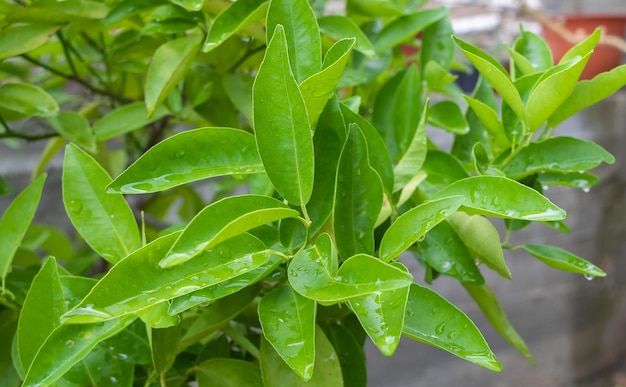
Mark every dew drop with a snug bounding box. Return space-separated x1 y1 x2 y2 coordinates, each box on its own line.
110 376 118 384
118 353 128 360
435 323 446 335
582 187 590 193
584 274 595 281
69 200 83 214
542 185 549 191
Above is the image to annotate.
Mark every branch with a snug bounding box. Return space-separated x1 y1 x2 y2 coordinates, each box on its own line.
0 116 58 142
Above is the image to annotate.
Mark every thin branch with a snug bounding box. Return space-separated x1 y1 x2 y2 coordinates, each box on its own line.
227 44 266 73
0 117 58 142
57 31 80 81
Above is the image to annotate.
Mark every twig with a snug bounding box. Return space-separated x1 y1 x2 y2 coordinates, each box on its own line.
0 115 58 141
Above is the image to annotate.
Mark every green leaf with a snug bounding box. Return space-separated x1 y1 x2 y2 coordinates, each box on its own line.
502 136 614 180
379 196 464 262
548 64 626 127
0 174 45 293
0 83 59 117
392 65 422 156
17 258 65 372
196 358 263 387
203 0 267 52
93 101 169 141
138 301 180 329
300 38 355 128
427 100 468 134
525 53 591 131
418 221 485 284
149 324 181 375
260 326 343 386
420 13 454 70
0 24 60 60
266 0 321 82
168 0 203 12
62 233 272 323
145 34 202 117
537 170 599 189
0 310 19 386
317 15 375 57
47 112 95 153
403 283 501 372
253 25 314 206
447 212 511 279
373 70 404 159
62 144 140 264
393 102 428 192
513 27 553 72
0 176 13 197
22 315 136 387
422 150 469 188
333 123 384 258
521 244 606 278
453 36 524 120
373 8 447 53
108 128 264 194
560 28 601 64
259 286 316 381
349 264 410 356
463 283 534 362
463 96 510 157
161 195 298 267
431 176 565 221
321 323 366 387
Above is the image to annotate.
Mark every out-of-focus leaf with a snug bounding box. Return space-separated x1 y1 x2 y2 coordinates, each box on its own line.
0 83 59 117
47 112 96 153
93 102 169 141
522 244 606 278
203 0 267 52
196 358 263 387
373 8 447 53
318 15 375 57
0 24 60 60
427 100 468 134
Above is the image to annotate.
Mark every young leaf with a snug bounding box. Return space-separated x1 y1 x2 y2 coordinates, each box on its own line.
253 25 314 206
108 128 264 194
513 27 553 72
560 28 601 64
463 283 534 362
453 36 525 120
373 8 447 53
299 38 355 128
203 0 268 52
548 64 626 127
63 144 140 264
0 174 46 292
17 258 65 372
0 24 60 60
196 358 263 387
463 96 510 157
93 102 169 141
63 233 273 323
521 244 606 278
22 315 136 387
403 283 502 372
393 102 428 192
379 196 465 262
427 100 468 134
333 123 383 258
161 195 298 268
447 212 511 279
266 0 321 83
501 136 614 180
259 286 317 381
0 83 59 117
431 176 565 221
317 15 375 57
392 64 422 156
145 34 202 117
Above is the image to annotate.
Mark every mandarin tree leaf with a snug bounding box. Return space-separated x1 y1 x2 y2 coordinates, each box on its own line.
0 83 59 117
521 244 606 278
196 358 263 387
0 24 60 60
317 15 375 57
203 0 268 52
373 8 447 53
93 102 169 141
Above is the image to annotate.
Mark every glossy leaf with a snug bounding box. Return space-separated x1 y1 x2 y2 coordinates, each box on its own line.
0 24 60 60
22 315 136 387
522 244 606 278
196 358 263 387
333 123 384 258
138 302 180 329
394 102 428 192
431 176 565 221
317 15 375 57
525 53 591 131
321 323 367 387
161 195 298 267
149 324 181 375
453 36 524 120
373 8 447 53
419 221 485 284
203 0 267 52
47 112 96 153
289 250 413 304
62 233 273 323
447 212 511 279
548 64 626 127
259 286 316 381
502 136 615 180
266 0 321 83
422 150 470 188
427 100 468 134
0 83 59 117
379 196 464 262
253 25 314 206
403 284 501 372
145 34 202 117
168 0 203 12
17 258 65 372
463 96 510 157
300 38 355 128
513 27 552 72
0 174 45 292
537 171 599 189
63 144 140 264
463 283 534 362
108 128 264 194
373 70 404 159
392 65 422 156
93 102 169 141
260 326 343 386
560 28 601 64
420 13 454 70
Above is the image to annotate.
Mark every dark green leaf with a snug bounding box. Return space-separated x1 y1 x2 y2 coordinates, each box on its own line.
203 0 267 52
0 177 13 197
373 8 447 53
149 324 181 375
420 12 454 70
321 323 367 387
196 358 263 387
392 65 422 156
